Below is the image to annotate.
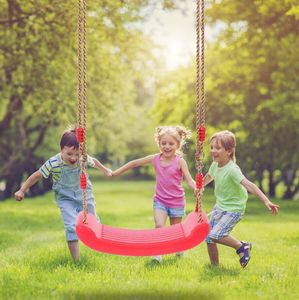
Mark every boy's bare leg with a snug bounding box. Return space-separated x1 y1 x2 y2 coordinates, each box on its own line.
68 240 80 261
207 243 219 265
213 235 242 250
212 236 246 260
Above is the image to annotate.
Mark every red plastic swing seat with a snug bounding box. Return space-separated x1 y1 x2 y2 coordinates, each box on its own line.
76 210 210 256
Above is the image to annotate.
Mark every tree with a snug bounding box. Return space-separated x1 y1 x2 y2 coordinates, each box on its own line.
0 0 75 198
153 0 299 198
0 0 187 199
206 0 299 198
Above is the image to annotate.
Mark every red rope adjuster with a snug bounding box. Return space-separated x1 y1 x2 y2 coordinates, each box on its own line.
198 126 206 142
80 173 87 190
196 173 203 189
76 127 84 143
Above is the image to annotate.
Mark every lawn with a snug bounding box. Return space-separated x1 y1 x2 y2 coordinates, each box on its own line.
0 180 298 300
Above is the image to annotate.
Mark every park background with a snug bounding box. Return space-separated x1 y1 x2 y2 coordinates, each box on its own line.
0 1 299 299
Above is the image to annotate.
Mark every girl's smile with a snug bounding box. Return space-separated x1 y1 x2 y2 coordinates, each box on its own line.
159 134 179 159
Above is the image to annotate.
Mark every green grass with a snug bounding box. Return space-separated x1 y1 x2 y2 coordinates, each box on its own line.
0 180 298 300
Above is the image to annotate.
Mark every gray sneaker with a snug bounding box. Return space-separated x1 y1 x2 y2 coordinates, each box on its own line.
152 256 162 263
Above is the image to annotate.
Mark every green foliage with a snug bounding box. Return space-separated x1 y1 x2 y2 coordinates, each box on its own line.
0 181 298 300
0 0 171 198
153 0 299 198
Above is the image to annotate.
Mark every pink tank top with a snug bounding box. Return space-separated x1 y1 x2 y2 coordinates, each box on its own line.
153 153 185 208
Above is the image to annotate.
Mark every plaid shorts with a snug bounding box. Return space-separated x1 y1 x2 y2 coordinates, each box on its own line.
205 206 243 243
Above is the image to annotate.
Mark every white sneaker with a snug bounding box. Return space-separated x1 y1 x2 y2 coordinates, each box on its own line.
152 255 162 263
176 251 184 257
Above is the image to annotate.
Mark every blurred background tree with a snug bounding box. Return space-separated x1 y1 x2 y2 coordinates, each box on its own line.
1 0 298 200
153 0 299 199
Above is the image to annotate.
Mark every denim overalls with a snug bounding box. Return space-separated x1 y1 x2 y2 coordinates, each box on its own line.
53 154 98 241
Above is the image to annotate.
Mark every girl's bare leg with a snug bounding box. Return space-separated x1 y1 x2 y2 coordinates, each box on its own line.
154 209 168 228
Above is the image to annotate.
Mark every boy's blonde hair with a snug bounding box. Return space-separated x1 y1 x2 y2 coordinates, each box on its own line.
155 125 192 154
210 130 236 162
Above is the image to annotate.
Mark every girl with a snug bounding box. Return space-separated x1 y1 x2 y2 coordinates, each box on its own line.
113 125 196 263
203 130 280 268
15 126 112 261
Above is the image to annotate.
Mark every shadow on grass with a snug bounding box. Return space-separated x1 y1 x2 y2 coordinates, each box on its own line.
63 290 221 300
32 253 101 272
144 255 183 269
201 263 241 279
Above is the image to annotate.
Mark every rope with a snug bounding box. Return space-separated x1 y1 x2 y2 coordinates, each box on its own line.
195 0 205 222
77 0 88 223
76 0 206 224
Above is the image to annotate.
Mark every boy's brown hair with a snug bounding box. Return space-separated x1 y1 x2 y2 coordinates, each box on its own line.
60 125 79 150
210 130 236 162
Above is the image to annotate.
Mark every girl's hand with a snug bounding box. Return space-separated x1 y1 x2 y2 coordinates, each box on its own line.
15 190 25 201
112 170 120 176
104 168 113 177
194 188 204 197
265 201 280 215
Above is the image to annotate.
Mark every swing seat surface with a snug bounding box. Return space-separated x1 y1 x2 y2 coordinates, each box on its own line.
76 210 210 256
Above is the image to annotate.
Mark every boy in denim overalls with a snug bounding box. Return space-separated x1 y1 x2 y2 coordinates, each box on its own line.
15 126 112 260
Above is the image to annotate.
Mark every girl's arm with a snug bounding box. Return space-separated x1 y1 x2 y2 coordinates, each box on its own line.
241 178 280 215
180 158 196 190
14 171 43 201
93 158 113 177
113 155 154 176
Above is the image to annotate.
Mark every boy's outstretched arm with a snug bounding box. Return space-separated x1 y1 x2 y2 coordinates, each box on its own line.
15 171 43 201
241 178 280 215
93 158 112 177
113 155 154 176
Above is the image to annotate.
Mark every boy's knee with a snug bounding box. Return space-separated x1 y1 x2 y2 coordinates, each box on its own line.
211 237 219 243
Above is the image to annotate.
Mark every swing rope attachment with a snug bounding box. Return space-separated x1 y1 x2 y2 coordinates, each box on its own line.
194 0 206 222
76 0 206 224
77 0 88 224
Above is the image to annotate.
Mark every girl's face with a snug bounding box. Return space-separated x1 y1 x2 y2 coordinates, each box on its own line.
159 134 179 159
61 146 80 165
210 138 232 167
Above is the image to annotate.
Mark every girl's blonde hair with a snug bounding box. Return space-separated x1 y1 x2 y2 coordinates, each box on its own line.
155 125 192 154
210 130 236 162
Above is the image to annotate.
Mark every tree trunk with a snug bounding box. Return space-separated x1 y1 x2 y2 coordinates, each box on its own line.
256 165 264 193
268 169 276 198
4 174 22 199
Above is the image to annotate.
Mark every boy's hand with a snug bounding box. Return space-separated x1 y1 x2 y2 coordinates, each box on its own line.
104 168 113 177
15 190 25 201
265 201 280 215
194 188 204 197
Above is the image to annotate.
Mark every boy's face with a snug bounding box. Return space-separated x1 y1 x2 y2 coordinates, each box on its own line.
61 146 80 165
210 138 232 167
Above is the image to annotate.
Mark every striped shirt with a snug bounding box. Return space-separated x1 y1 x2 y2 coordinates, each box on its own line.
39 153 95 182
